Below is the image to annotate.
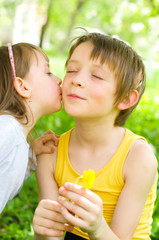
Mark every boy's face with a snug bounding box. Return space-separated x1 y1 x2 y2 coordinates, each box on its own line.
24 50 62 117
62 42 119 120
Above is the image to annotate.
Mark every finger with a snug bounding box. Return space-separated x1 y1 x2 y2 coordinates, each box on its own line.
40 145 55 153
37 200 74 225
61 182 102 205
33 224 64 237
35 207 64 223
59 183 99 207
39 199 62 214
60 206 85 229
43 130 59 139
33 214 73 231
58 188 94 213
42 135 59 146
43 130 54 135
58 196 90 221
55 134 60 138
42 135 59 145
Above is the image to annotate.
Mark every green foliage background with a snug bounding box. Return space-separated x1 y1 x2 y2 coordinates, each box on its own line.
0 58 158 239
0 0 159 239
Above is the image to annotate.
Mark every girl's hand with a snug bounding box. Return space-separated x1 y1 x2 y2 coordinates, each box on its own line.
33 199 73 237
58 182 105 238
32 130 60 156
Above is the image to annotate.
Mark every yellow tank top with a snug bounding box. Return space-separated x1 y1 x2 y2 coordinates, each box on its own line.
55 129 157 240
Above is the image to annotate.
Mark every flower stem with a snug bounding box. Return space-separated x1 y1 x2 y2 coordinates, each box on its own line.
62 231 66 240
74 175 83 185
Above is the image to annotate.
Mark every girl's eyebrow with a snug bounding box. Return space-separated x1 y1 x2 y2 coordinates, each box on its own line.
44 62 50 68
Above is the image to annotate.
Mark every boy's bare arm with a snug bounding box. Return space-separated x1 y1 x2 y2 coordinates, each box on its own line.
33 148 73 240
109 139 157 239
35 148 59 200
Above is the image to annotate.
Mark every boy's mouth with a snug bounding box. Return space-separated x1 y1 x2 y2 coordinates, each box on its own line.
68 93 85 100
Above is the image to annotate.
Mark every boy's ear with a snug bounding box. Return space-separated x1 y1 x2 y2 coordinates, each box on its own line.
13 77 31 99
117 90 139 110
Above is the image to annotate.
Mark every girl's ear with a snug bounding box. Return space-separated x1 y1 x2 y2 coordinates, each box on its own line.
117 90 139 110
13 77 31 99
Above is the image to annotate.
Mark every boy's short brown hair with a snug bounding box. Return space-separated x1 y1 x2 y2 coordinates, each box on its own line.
66 29 146 126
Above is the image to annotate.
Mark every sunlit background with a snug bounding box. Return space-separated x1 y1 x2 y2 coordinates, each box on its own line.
0 0 159 239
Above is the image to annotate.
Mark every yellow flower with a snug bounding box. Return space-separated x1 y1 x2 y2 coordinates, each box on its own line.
62 170 95 238
75 169 96 189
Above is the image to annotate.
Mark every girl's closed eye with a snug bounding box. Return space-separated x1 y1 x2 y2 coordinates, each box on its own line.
47 71 53 76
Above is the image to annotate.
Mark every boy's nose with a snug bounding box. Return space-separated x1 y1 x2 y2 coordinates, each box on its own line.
72 72 85 87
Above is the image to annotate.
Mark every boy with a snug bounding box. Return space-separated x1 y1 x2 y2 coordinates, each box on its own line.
33 30 158 240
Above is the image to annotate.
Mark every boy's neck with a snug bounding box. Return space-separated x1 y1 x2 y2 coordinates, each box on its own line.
73 118 123 148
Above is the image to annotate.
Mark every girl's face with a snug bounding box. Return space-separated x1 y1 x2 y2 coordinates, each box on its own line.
24 51 62 118
62 42 119 120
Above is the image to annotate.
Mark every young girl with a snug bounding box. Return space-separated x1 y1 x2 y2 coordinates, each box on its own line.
0 43 62 213
33 30 158 240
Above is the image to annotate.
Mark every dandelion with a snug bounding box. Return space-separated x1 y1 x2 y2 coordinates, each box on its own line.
75 169 96 189
62 170 96 239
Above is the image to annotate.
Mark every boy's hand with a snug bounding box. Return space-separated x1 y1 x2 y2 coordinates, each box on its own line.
58 182 105 237
32 130 60 156
33 199 73 237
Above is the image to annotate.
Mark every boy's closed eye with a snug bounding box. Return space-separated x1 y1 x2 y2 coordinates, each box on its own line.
92 74 104 80
66 67 78 73
91 71 104 80
67 70 77 73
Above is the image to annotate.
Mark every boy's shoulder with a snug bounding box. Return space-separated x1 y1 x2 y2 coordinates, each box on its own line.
125 128 146 141
123 136 158 182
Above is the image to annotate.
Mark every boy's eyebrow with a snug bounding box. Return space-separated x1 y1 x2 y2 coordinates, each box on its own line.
67 60 102 69
92 63 103 69
68 59 102 67
67 59 79 64
67 60 106 72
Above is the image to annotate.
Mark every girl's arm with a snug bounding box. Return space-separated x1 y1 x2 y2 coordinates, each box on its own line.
32 130 59 156
33 147 73 240
58 140 157 240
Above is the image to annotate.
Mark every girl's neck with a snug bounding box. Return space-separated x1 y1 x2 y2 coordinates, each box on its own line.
22 124 33 138
18 113 37 138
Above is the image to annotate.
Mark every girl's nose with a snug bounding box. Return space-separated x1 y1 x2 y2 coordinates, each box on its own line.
56 76 62 85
